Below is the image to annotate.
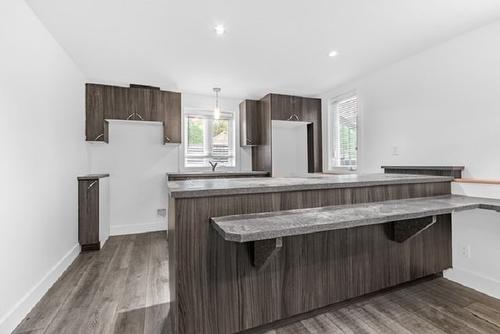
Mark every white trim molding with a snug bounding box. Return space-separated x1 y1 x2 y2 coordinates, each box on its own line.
110 221 167 236
0 244 80 334
445 267 500 299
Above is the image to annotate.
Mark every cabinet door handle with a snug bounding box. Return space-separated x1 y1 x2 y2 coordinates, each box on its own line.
126 113 135 120
135 113 144 121
94 133 104 141
165 136 171 142
87 181 97 190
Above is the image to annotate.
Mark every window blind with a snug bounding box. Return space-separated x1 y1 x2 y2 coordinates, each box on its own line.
332 96 358 168
185 113 235 168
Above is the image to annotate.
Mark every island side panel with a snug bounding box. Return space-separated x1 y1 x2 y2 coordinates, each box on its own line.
167 197 177 332
172 182 451 334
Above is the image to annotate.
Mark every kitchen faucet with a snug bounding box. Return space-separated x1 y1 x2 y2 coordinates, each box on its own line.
209 161 218 172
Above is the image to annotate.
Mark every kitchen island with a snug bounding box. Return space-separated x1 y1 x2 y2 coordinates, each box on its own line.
167 174 454 334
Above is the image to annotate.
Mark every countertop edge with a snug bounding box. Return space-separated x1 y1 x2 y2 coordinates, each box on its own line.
211 195 499 243
381 166 465 170
167 171 270 177
77 174 110 180
169 176 454 199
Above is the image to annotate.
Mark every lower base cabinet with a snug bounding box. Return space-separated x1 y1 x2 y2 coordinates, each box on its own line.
78 174 110 251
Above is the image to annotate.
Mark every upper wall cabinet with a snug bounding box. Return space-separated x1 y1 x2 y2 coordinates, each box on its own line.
270 94 304 122
301 97 322 173
240 100 261 146
160 91 182 144
248 93 322 174
85 83 182 143
129 86 161 121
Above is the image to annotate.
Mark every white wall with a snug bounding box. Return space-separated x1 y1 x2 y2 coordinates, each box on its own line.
322 20 500 297
88 93 251 235
448 183 500 299
272 121 308 177
0 0 87 332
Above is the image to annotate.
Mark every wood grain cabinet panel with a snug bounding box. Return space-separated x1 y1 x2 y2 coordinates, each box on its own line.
107 86 131 120
301 97 323 172
85 84 110 142
85 83 182 144
271 94 303 121
129 87 161 121
160 91 182 144
78 179 99 247
240 100 261 146
252 95 272 172
78 176 110 251
250 94 322 174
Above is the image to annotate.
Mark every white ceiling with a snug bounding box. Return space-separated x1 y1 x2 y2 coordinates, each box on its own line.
27 0 500 99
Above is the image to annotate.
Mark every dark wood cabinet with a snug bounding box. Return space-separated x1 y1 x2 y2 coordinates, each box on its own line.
85 84 110 142
78 174 110 251
240 100 261 146
129 86 161 121
160 91 182 144
252 95 272 172
270 94 303 121
301 97 323 173
250 93 322 174
106 86 131 120
85 83 182 144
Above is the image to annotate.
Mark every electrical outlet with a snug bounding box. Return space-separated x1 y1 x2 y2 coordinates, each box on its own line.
157 209 167 217
461 245 472 259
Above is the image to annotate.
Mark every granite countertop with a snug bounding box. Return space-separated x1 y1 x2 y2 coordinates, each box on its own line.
381 166 465 170
167 171 270 177
211 195 500 242
77 174 110 180
167 173 454 198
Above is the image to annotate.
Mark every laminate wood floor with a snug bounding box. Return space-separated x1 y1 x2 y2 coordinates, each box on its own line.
13 232 170 334
13 232 500 334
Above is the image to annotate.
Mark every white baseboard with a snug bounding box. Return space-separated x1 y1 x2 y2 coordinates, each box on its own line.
110 221 167 236
444 267 500 299
0 244 80 334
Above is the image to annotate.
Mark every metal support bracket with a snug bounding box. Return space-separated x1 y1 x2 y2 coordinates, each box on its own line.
393 215 437 243
251 237 283 269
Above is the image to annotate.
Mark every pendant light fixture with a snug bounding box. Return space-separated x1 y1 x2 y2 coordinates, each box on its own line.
213 87 221 120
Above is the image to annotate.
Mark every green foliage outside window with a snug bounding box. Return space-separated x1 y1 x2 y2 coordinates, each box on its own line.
188 118 204 145
213 119 228 137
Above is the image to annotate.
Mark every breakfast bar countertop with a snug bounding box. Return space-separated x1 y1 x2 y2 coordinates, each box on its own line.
167 173 454 198
211 194 500 242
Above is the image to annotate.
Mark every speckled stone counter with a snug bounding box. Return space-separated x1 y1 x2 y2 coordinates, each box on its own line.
168 173 453 198
211 195 500 242
166 170 270 181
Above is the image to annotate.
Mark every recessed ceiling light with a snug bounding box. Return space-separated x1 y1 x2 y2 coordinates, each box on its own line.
329 50 339 57
214 24 226 35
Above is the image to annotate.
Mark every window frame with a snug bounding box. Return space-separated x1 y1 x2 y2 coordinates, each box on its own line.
181 108 238 171
327 92 359 173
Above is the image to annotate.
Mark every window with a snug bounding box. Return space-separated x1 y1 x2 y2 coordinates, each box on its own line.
184 110 235 168
329 94 358 170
